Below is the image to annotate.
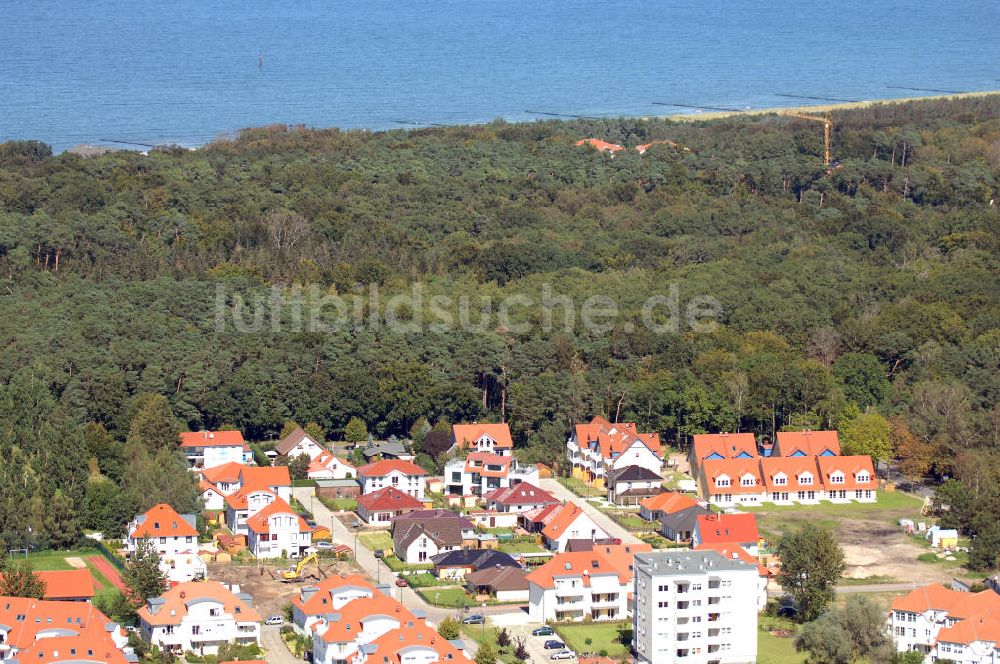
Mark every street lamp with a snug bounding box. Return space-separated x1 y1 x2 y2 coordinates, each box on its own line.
481 602 487 641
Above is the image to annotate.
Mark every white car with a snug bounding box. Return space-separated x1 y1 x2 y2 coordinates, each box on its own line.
315 541 334 550
265 616 284 626
550 650 576 660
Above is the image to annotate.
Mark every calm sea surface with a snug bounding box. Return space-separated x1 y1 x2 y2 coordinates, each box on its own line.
1 0 998 151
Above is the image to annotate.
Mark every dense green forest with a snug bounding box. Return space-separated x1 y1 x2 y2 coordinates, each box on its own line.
0 96 997 561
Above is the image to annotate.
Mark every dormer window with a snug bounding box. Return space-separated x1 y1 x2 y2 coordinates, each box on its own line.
857 472 870 483
740 476 755 487
829 474 845 484
799 475 812 486
774 476 787 486
716 477 731 488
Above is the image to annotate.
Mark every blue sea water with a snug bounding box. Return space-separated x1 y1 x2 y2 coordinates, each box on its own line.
1 0 998 152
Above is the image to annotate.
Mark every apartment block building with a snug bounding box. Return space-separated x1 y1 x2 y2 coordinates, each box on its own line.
633 550 759 664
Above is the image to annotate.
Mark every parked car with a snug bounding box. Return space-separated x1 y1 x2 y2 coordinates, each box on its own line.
265 616 284 626
543 640 565 650
532 626 554 636
314 541 333 550
373 549 384 559
395 577 408 587
462 614 485 625
550 650 576 660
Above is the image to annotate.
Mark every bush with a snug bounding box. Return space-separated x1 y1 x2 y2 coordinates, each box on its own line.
438 617 461 640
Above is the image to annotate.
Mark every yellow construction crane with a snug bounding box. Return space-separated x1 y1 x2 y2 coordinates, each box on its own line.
782 112 833 166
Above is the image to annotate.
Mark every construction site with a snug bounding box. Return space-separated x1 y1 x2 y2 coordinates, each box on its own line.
207 554 360 617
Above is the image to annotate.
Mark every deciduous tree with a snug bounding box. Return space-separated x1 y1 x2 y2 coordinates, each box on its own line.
777 524 845 622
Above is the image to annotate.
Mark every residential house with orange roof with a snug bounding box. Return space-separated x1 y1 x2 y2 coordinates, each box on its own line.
290 574 377 634
759 456 824 505
773 430 841 458
689 432 758 477
888 583 1000 659
696 457 766 507
245 497 313 559
816 455 877 503
310 594 416 664
275 427 326 461
575 138 625 154
352 622 472 664
199 463 291 512
692 513 761 557
126 503 206 582
534 503 609 552
307 450 356 481
526 544 650 622
0 596 130 663
638 491 700 522
356 486 424 525
442 451 538 497
566 416 663 488
357 459 428 500
138 581 260 656
179 430 252 469
450 423 513 457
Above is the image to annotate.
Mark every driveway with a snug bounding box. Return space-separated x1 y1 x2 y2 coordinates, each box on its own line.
539 479 642 544
262 624 301 664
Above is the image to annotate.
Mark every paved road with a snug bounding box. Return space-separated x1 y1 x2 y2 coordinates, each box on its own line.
539 479 642 545
294 487 529 658
262 624 302 664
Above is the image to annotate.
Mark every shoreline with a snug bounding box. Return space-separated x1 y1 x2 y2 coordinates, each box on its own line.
650 90 1000 123
64 90 1000 154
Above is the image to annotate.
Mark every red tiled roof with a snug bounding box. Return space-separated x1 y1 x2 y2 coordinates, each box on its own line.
130 503 198 538
0 597 124 651
484 482 558 506
691 433 758 461
366 623 472 663
225 485 278 509
891 583 962 613
13 634 130 664
179 430 246 448
695 513 759 545
526 550 636 589
815 455 876 491
464 452 512 477
200 461 245 483
452 423 513 449
307 450 355 474
357 459 428 478
240 465 291 488
357 486 423 512
317 594 413 644
138 581 260 626
541 504 591 540
936 616 1000 646
775 430 841 457
291 574 376 615
639 492 699 514
759 456 822 492
699 458 764 494
246 497 310 535
0 569 96 600
693 543 769 576
574 416 662 461
575 138 624 153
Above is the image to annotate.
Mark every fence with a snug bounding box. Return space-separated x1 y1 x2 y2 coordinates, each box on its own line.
94 540 126 572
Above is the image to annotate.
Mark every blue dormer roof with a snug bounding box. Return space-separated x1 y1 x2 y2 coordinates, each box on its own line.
705 452 724 460
735 451 752 459
819 449 837 456
790 450 806 457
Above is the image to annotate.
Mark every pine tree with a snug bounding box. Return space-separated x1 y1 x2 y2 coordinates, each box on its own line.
44 489 80 548
123 538 167 605
128 394 180 452
475 640 497 664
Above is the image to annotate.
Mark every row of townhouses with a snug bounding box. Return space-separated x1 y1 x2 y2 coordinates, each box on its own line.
888 582 1000 663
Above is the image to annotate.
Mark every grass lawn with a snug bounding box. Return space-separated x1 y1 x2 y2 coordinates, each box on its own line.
834 591 906 613
609 512 660 531
661 469 693 490
321 497 358 512
758 617 804 664
459 626 520 664
554 622 629 658
742 490 925 539
557 477 605 498
417 586 471 607
405 572 459 588
23 548 100 571
358 531 393 552
497 541 547 554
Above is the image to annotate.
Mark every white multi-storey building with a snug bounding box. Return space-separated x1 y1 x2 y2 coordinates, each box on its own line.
443 452 539 497
179 430 253 469
888 583 1000 661
246 497 313 559
138 582 260 656
566 416 663 488
357 459 428 500
634 550 760 664
126 503 206 582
